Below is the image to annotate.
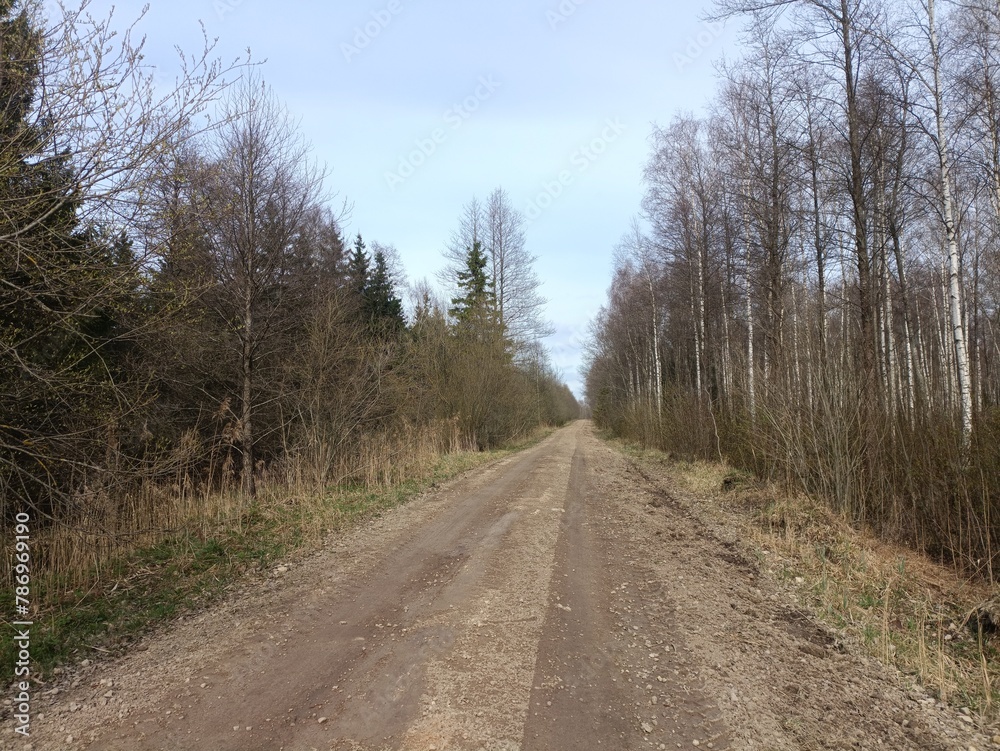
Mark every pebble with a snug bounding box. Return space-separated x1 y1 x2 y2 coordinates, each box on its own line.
641 722 653 733
318 717 328 724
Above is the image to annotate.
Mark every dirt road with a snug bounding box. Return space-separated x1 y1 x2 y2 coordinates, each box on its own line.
21 422 990 750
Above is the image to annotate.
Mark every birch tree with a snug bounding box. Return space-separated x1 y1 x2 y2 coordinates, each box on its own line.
883 0 973 439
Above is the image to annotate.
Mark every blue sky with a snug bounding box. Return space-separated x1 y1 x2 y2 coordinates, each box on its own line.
84 0 740 397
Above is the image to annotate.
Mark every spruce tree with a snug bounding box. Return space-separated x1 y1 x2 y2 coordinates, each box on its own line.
346 232 369 300
1 1 139 513
449 241 496 329
366 250 405 335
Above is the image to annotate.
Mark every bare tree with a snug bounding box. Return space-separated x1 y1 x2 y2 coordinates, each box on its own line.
587 0 1000 574
880 0 973 439
443 189 551 351
613 218 664 414
714 0 885 394
440 195 485 284
484 187 552 348
0 0 238 517
194 74 327 495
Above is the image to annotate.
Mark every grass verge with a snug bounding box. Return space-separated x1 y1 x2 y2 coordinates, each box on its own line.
0 430 549 680
611 437 1000 719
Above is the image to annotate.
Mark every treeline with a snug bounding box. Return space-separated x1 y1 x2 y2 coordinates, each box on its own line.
1 3 577 565
586 0 1000 578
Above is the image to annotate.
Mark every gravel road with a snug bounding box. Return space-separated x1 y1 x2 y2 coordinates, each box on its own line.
18 422 990 750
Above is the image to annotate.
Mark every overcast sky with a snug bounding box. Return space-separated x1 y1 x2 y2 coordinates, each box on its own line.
84 0 741 398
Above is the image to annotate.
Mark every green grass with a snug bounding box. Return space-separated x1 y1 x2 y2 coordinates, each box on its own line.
1 433 548 678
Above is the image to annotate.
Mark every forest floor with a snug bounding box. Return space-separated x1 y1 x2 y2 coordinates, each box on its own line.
11 421 1000 750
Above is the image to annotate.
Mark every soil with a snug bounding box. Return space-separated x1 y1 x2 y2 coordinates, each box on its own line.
11 422 996 750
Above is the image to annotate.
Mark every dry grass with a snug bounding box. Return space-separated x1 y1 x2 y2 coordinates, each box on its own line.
4 421 468 593
627 445 1000 719
0 420 550 675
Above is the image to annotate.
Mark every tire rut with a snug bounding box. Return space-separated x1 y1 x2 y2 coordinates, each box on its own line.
22 423 986 751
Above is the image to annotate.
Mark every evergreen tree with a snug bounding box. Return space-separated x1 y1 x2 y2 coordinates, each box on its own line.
0 1 141 513
344 233 405 336
346 232 369 299
365 249 405 335
449 241 497 329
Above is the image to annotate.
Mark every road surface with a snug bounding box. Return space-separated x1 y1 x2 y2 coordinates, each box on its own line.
22 422 987 750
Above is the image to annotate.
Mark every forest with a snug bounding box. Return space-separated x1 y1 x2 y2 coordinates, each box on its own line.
585 0 1000 579
0 1 577 593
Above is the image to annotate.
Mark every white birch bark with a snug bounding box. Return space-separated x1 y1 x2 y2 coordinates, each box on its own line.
928 0 973 439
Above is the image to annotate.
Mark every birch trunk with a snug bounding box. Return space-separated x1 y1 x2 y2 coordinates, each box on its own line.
928 0 973 440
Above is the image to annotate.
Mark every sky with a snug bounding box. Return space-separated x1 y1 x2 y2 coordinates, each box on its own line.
78 0 742 398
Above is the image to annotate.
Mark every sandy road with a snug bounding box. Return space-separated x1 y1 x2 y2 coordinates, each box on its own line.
21 422 990 750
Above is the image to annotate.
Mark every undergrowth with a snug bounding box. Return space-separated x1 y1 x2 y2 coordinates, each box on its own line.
0 432 547 679
614 438 1000 719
